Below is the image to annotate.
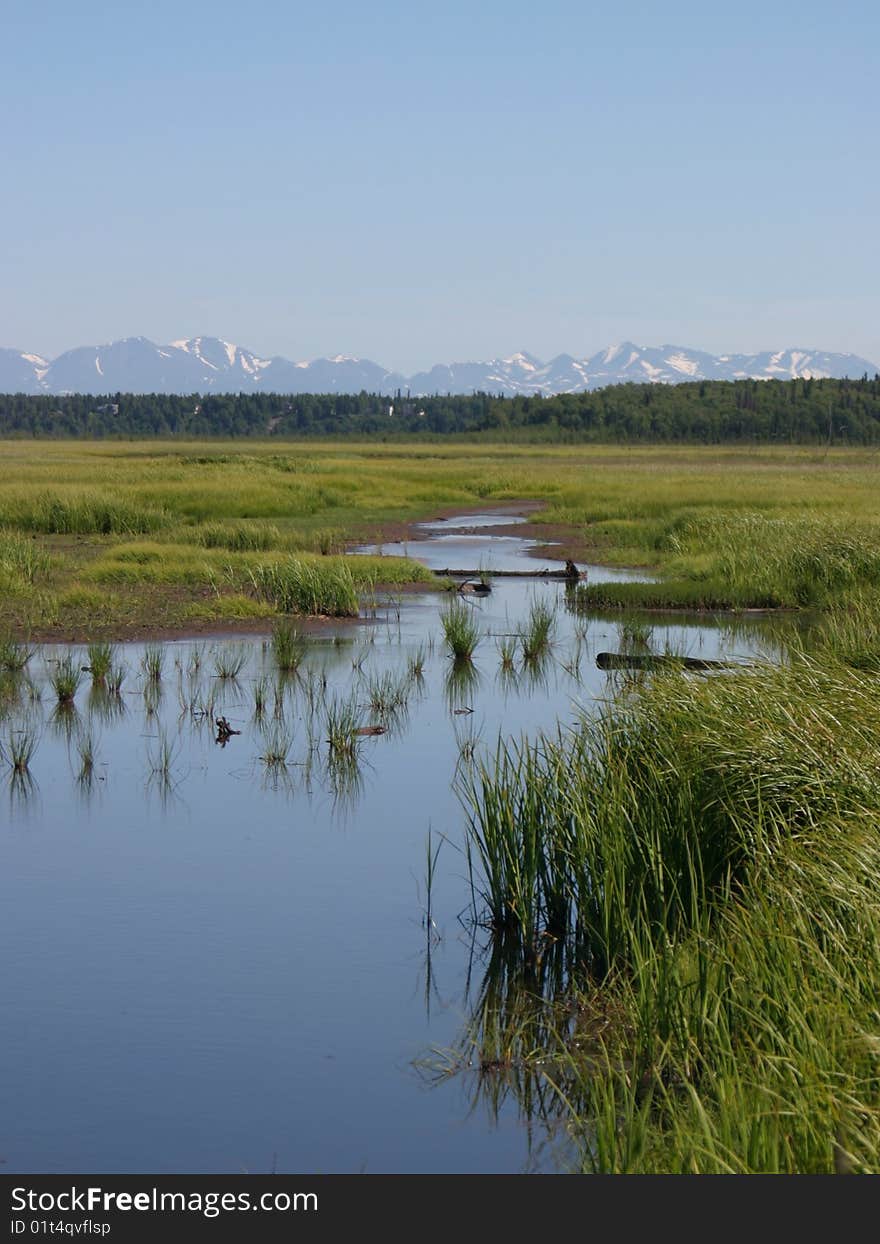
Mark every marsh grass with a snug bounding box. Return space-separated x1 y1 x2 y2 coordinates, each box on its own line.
324 693 363 758
86 641 114 682
518 597 556 662
141 645 165 683
0 491 168 535
106 663 126 695
271 620 306 672
196 521 282 552
406 644 427 681
248 558 360 616
362 669 409 719
1 724 39 774
212 644 247 680
441 600 481 661
457 653 880 1171
50 654 82 704
259 723 294 767
0 634 33 672
0 529 50 585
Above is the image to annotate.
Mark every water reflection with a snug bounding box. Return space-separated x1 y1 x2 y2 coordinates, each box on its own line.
0 516 801 1174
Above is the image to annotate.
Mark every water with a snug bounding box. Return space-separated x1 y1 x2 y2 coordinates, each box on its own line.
0 514 785 1173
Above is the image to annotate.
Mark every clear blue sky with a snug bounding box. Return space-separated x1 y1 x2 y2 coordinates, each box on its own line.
2 0 878 369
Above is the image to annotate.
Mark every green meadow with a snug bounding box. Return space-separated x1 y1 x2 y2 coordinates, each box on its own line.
2 439 880 636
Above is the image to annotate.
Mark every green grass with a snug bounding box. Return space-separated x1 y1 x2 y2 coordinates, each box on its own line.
441 600 481 661
50 654 82 704
85 641 114 681
517 597 556 661
458 651 880 1172
248 558 361 617
271 620 307 672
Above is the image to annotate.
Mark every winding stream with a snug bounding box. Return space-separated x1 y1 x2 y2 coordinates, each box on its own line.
0 513 786 1173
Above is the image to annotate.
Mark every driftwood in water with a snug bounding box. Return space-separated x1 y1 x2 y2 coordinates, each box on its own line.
354 724 386 736
434 567 585 580
596 652 743 672
458 578 492 596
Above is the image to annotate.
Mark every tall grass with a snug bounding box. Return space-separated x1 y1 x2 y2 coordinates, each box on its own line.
86 641 114 682
271 620 306 672
0 492 167 534
518 597 556 661
0 724 39 774
0 530 50 584
441 600 481 661
458 654 880 1171
50 654 82 704
141 645 165 683
0 634 34 672
248 559 360 616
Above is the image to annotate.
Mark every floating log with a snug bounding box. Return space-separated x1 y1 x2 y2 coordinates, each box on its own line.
596 652 744 672
354 724 386 736
434 567 584 580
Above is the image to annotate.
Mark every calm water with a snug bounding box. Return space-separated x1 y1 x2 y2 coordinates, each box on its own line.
0 515 784 1173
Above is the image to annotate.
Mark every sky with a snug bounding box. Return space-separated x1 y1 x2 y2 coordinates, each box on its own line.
2 0 878 370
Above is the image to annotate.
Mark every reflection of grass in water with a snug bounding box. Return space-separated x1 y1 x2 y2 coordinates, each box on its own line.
7 765 38 809
444 658 481 715
147 726 181 779
418 937 583 1166
49 701 81 740
75 725 98 783
325 748 365 815
87 683 127 724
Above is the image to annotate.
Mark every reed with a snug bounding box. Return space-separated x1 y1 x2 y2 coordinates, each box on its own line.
141 645 165 683
51 654 82 704
441 600 481 661
248 558 360 617
271 620 306 672
518 597 556 662
0 634 34 672
212 644 247 680
85 641 114 682
324 693 362 758
259 723 294 767
1 724 39 774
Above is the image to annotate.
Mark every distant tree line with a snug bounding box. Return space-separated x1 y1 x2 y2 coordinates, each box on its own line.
2 376 880 442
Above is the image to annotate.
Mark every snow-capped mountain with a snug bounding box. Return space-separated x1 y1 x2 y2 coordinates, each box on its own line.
0 337 876 397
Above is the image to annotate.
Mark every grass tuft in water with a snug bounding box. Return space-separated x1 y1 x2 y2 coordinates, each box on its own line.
85 641 114 682
141 645 165 683
213 644 247 680
51 654 82 704
441 599 481 661
271 620 306 672
518 597 556 662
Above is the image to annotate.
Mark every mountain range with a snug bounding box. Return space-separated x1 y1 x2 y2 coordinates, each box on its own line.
1 337 877 397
